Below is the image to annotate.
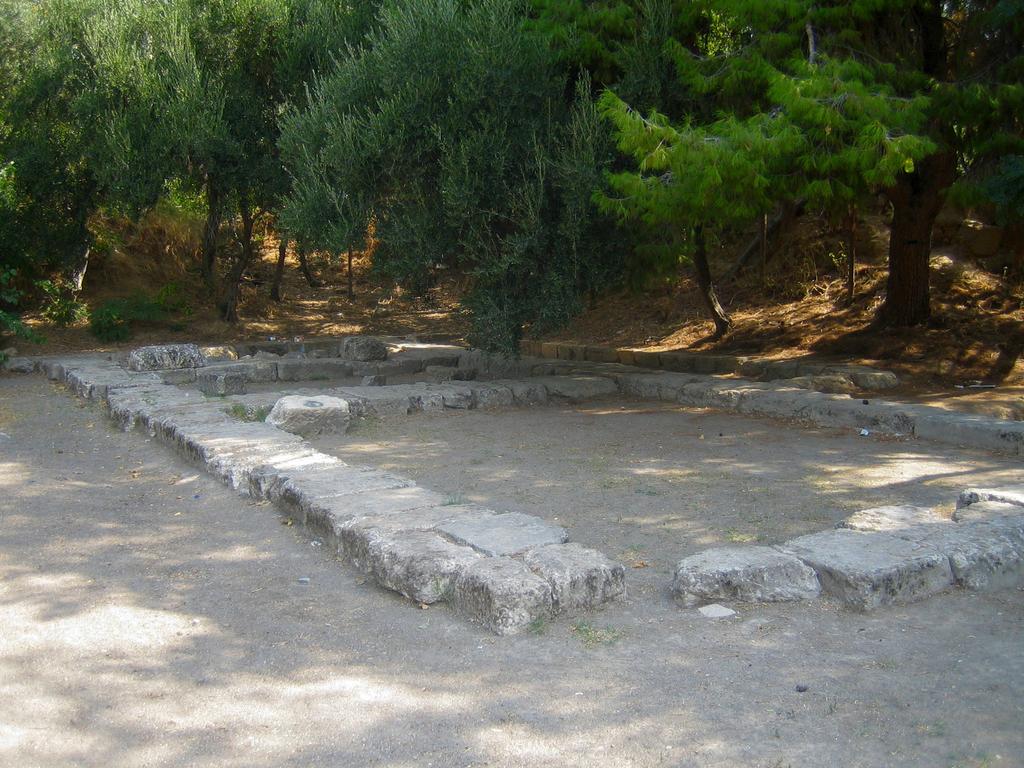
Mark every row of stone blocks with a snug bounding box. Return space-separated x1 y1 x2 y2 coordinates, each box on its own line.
671 488 1024 612
518 340 900 389
41 355 626 635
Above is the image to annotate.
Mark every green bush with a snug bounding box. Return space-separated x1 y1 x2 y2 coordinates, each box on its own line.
0 267 43 357
88 287 182 342
37 279 89 326
280 0 627 353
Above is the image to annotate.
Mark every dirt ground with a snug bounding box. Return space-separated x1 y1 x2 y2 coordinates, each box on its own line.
311 401 1024 597
2 375 1023 768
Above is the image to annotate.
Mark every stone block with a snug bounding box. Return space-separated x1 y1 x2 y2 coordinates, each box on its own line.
891 520 1024 591
361 375 386 386
197 370 247 396
523 543 625 612
277 359 352 381
541 376 618 402
338 504 494 564
847 369 899 390
953 500 1024 523
267 395 350 437
1 356 35 373
362 530 483 604
467 382 515 409
659 352 697 373
507 380 548 405
957 486 1024 510
584 346 619 364
341 336 388 362
205 361 278 383
424 364 455 382
452 558 553 635
840 505 950 532
127 343 206 371
671 546 821 607
780 529 953 611
438 511 568 557
632 351 661 369
198 345 238 363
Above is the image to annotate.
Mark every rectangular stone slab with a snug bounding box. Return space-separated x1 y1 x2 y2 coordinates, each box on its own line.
452 558 553 635
362 530 483 604
437 512 568 557
779 529 953 611
337 505 495 565
839 505 951 532
524 543 626 612
671 545 821 607
890 521 1024 591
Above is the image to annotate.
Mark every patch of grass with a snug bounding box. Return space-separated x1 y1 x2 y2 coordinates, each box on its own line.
225 403 271 422
634 486 660 496
527 616 548 636
570 621 624 648
442 493 467 506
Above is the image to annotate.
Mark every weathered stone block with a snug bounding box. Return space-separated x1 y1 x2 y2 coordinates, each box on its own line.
338 504 494 565
840 505 950 532
267 395 350 437
524 543 625 612
953 500 1023 523
671 546 820 607
127 343 206 371
452 558 553 635
438 511 568 557
891 521 1023 591
540 376 618 402
780 529 953 611
957 486 1024 510
197 370 247 396
276 359 352 381
341 336 388 362
847 369 899 390
1 356 34 373
363 530 483 604
361 375 386 386
198 345 237 363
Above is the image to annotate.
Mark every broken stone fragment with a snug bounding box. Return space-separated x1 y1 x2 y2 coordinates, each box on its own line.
957 486 1024 510
266 395 351 437
127 343 206 371
671 546 820 607
341 336 388 362
1 356 34 373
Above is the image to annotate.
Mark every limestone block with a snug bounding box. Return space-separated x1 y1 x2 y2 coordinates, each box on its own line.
524 543 625 612
197 370 246 396
780 529 953 611
840 505 950 532
671 546 820 607
267 395 350 437
452 558 553 635
127 343 205 371
363 530 483 604
1 356 35 373
341 336 388 362
953 500 1024 523
437 511 568 557
276 359 352 381
957 486 1024 510
891 521 1023 591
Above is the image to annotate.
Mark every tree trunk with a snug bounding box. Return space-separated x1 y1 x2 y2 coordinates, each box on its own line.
202 178 221 287
68 244 90 293
221 194 255 323
878 152 954 326
297 245 320 288
270 237 287 302
844 207 856 305
347 248 354 299
692 224 732 338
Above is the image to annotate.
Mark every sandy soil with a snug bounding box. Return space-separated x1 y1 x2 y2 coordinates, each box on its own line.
310 401 1024 598
3 375 1022 767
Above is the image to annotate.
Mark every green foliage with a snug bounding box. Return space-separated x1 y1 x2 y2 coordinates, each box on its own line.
0 268 43 355
88 284 187 342
282 0 626 351
982 156 1024 226
37 279 90 326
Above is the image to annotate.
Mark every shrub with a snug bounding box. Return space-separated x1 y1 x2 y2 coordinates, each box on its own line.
37 279 89 326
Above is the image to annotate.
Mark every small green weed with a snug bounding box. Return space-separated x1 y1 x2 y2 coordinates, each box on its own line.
527 616 548 636
571 621 624 648
442 493 467 506
226 403 271 422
